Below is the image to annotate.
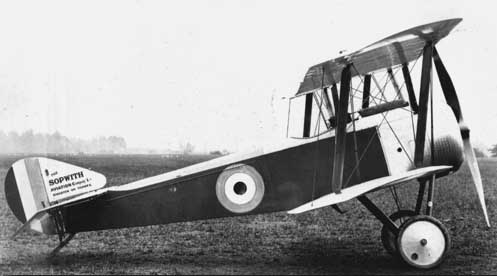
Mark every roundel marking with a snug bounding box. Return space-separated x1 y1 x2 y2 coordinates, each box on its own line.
224 173 257 205
215 164 264 213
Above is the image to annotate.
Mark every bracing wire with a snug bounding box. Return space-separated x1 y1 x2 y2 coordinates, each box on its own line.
351 65 415 165
342 60 422 188
286 98 292 138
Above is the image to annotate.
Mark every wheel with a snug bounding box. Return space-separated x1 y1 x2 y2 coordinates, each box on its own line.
396 215 451 269
381 209 416 256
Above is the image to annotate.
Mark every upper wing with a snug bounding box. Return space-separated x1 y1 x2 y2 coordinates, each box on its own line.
287 165 452 215
296 18 462 95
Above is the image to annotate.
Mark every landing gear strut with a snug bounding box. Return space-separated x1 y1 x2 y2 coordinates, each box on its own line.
380 209 416 256
357 176 451 269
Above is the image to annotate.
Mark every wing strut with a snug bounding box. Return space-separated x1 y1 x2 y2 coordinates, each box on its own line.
402 63 419 113
322 87 334 117
331 64 352 193
432 46 490 227
362 74 371 109
329 84 340 127
330 84 340 112
387 68 404 101
414 43 433 167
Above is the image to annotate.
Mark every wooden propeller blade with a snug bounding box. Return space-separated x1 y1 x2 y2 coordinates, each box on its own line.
433 46 490 227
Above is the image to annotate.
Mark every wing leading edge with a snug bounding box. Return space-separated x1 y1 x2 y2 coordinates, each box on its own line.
296 18 462 95
287 165 452 215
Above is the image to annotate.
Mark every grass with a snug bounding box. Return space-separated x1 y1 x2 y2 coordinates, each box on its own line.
0 154 496 274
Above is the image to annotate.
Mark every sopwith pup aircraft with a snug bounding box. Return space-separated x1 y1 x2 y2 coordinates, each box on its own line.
5 18 490 269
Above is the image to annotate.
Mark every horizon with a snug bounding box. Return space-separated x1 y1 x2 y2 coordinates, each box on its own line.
0 126 495 156
1 0 496 153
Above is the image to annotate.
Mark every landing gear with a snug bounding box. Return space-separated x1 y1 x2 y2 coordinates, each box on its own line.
380 210 416 256
397 216 450 269
357 175 451 269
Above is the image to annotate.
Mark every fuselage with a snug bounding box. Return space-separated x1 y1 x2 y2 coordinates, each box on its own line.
63 109 464 232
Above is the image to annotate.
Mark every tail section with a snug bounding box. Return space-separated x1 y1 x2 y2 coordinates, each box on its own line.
5 157 106 234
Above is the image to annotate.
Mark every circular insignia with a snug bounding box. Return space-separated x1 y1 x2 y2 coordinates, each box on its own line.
215 164 264 213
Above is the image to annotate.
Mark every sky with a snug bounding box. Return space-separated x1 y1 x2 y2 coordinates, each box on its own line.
0 0 496 153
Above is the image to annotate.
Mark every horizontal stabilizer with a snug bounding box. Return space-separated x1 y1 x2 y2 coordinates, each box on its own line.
11 188 109 239
287 165 452 215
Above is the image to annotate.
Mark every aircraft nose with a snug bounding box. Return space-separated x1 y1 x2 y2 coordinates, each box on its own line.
423 135 464 170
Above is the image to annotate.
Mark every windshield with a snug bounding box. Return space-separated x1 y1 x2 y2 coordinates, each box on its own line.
287 89 335 139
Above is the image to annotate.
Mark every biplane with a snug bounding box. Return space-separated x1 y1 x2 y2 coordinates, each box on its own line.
4 18 490 269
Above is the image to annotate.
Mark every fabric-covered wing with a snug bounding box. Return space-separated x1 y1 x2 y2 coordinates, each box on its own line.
287 165 452 214
296 18 462 95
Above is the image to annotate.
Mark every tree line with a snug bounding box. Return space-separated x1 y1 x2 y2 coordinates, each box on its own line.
1 129 495 157
0 130 127 154
490 144 497 157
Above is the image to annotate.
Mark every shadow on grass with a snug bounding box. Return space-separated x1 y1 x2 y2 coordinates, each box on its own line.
35 237 422 275
281 237 416 274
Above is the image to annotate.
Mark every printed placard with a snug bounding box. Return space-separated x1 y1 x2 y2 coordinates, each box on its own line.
37 158 106 202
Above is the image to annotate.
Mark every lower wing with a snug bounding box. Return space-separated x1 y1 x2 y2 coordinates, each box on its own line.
287 165 452 214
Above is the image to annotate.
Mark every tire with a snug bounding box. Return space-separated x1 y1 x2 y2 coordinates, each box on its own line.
396 215 451 269
381 210 417 256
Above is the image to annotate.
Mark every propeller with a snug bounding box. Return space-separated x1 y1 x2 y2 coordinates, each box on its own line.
433 46 490 227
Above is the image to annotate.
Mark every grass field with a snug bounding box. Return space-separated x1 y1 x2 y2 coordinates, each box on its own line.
0 154 496 274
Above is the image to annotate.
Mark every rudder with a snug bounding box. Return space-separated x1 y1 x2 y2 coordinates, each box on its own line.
4 157 106 234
